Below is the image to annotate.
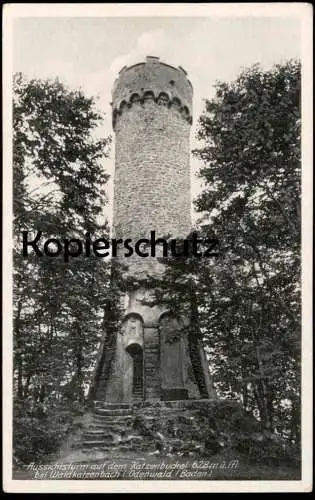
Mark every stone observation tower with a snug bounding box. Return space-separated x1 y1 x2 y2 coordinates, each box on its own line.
94 57 214 403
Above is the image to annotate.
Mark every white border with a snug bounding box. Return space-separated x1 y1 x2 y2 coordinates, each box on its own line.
2 2 313 493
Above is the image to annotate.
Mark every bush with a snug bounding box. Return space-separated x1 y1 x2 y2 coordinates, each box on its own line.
13 397 86 465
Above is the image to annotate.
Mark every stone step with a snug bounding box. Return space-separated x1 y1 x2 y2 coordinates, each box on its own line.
91 422 132 430
83 430 116 438
94 408 132 416
91 421 133 429
140 406 198 413
82 440 138 449
88 425 129 434
83 435 116 445
89 416 156 430
91 419 133 427
83 430 146 443
89 419 134 427
94 402 132 409
133 415 156 420
83 440 115 449
93 414 132 422
134 408 179 413
115 435 145 445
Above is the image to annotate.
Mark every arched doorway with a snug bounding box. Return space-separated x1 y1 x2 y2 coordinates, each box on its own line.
126 343 144 401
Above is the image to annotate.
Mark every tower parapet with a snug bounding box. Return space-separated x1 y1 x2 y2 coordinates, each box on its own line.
112 56 193 129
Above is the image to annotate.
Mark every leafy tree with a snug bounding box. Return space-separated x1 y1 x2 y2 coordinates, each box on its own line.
13 73 122 463
194 60 301 437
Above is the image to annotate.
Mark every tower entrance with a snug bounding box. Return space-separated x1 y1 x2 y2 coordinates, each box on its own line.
126 343 144 401
160 313 188 401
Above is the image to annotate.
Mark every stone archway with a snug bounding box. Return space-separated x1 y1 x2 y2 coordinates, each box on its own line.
126 343 144 401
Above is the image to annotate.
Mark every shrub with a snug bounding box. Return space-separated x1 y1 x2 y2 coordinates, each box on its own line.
13 397 86 465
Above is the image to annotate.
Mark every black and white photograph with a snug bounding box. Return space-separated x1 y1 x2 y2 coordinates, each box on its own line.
3 3 312 493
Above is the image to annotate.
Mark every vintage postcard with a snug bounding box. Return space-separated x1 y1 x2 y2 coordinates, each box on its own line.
2 2 313 493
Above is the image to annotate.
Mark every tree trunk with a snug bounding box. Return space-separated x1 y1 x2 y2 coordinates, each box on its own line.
15 299 24 400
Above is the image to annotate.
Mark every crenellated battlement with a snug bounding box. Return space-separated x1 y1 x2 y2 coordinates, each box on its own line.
112 89 193 128
111 56 193 129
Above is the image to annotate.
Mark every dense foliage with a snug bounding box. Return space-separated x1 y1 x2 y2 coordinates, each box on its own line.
13 74 122 464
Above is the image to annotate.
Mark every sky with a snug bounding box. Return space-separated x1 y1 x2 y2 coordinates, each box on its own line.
13 15 301 224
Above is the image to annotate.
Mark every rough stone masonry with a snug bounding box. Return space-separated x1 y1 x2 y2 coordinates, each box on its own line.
93 56 215 404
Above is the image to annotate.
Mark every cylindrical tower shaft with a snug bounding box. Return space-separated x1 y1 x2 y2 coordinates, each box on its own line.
112 56 193 277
